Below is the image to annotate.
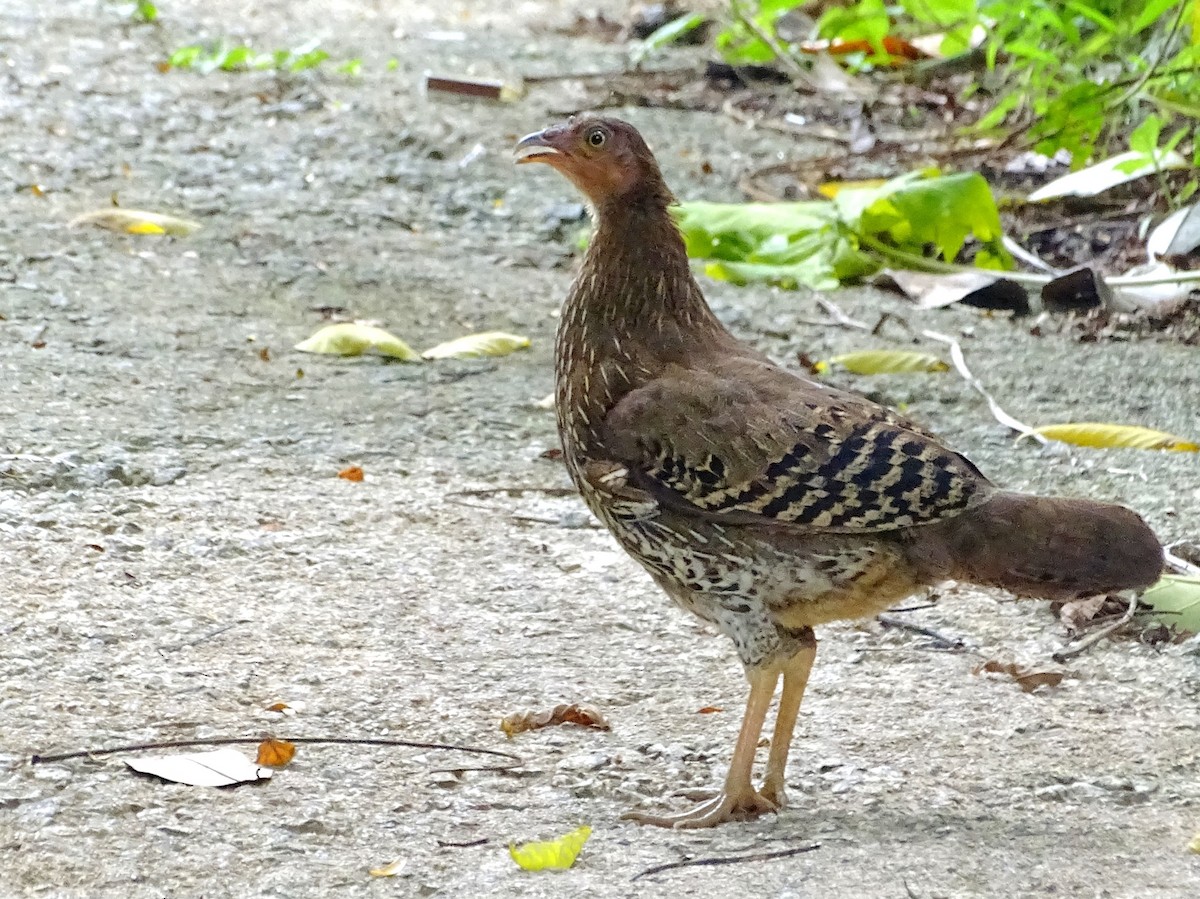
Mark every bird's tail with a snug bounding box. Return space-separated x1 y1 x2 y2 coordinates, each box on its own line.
911 491 1163 600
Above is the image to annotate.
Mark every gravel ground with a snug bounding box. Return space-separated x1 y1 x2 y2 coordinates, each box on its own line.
3 2 1199 897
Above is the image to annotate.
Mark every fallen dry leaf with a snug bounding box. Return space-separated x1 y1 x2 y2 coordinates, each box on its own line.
816 349 949 375
126 747 272 786
500 703 610 738
696 706 724 714
1031 423 1199 452
421 331 531 360
1058 595 1109 634
256 738 296 768
973 660 1064 693
369 858 408 877
294 322 419 361
338 465 364 482
70 208 201 236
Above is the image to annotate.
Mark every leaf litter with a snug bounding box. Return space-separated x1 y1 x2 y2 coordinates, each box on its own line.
500 703 610 738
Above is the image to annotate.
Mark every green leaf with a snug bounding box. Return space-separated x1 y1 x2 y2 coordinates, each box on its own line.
1133 0 1181 33
1141 575 1200 634
509 825 592 871
1129 115 1163 155
817 0 889 45
290 49 331 72
168 46 203 68
854 172 1011 265
640 11 707 51
673 201 872 290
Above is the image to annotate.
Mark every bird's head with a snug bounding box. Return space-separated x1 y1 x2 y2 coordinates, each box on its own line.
514 114 674 210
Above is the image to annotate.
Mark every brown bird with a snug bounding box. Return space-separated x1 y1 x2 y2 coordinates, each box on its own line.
514 115 1163 828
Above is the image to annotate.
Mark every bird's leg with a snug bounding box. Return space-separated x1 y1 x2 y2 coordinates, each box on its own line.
623 665 780 829
760 628 817 808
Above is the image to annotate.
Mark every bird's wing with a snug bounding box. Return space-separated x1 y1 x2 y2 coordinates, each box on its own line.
599 356 992 533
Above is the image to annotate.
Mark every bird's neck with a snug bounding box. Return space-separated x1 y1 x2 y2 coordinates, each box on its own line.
563 199 724 346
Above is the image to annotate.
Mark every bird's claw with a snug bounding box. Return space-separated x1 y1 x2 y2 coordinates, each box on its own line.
622 788 779 829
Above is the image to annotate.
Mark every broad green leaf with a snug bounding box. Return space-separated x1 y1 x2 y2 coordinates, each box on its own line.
508 825 592 871
1032 423 1199 452
816 349 949 375
1141 575 1200 633
674 201 872 289
421 331 531 360
70 208 201 236
851 172 1011 266
294 323 420 361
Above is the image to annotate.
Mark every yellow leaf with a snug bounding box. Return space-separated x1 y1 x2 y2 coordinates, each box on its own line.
817 178 887 199
369 858 407 877
422 331 531 360
1189 832 1200 854
69 208 201 236
294 323 420 361
816 350 949 375
126 222 167 235
508 825 592 871
1032 423 1199 452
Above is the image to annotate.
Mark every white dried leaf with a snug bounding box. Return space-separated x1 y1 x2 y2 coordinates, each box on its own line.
126 747 273 787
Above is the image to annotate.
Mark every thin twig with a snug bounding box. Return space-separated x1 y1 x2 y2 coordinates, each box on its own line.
1051 592 1140 663
447 486 577 498
814 298 870 330
632 843 821 881
31 736 523 774
522 66 699 84
876 614 968 652
158 620 249 655
1164 542 1200 577
436 838 490 848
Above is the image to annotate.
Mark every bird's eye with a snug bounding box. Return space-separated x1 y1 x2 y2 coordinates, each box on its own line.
587 129 606 148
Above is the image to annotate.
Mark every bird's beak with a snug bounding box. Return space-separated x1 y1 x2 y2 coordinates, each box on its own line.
514 128 564 165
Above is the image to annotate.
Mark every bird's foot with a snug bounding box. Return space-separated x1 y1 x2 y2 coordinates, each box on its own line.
759 773 788 810
622 787 778 829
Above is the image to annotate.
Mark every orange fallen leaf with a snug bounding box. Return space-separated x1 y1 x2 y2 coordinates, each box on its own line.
256 738 296 767
696 706 724 714
972 660 1064 693
265 702 290 712
258 347 271 362
501 703 610 738
798 35 928 62
338 465 364 482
